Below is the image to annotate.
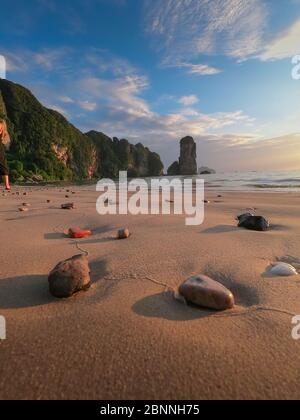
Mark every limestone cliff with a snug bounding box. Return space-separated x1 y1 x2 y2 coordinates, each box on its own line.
167 136 198 176
0 78 164 181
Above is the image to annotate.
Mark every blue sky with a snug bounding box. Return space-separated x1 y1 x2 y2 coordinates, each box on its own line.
1 0 300 171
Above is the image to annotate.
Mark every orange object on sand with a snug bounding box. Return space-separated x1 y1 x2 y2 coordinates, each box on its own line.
68 227 92 239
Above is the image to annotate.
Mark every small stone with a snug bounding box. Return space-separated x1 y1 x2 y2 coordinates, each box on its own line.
269 262 298 277
61 203 75 210
18 207 29 212
117 228 130 239
179 274 235 311
48 254 91 298
238 215 269 231
68 227 92 239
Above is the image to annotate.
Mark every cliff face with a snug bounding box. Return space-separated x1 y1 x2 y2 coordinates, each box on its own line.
0 79 164 181
86 131 164 178
179 136 197 175
0 79 96 181
167 136 198 176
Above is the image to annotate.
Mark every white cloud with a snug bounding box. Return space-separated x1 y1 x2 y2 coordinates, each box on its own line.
184 63 221 76
77 73 255 146
164 62 221 76
144 0 268 63
46 104 69 118
2 47 71 74
178 95 198 106
59 96 74 103
260 18 300 61
77 100 97 111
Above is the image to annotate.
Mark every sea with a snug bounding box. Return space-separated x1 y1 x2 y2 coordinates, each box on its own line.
200 170 300 192
55 170 300 193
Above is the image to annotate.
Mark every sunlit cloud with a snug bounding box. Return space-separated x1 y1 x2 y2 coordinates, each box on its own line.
260 18 300 61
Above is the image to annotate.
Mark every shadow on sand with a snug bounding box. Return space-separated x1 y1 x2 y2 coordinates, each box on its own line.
0 258 109 309
132 268 260 321
201 225 237 234
0 274 53 309
132 292 217 321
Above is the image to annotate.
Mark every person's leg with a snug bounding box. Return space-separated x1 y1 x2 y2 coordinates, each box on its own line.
2 175 10 190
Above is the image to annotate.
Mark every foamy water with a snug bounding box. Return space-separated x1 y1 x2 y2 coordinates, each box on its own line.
201 171 300 192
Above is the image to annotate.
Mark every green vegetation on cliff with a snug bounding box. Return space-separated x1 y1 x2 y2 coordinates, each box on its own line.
0 78 164 182
86 131 164 178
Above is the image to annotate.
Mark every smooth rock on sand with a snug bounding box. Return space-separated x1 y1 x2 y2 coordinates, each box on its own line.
118 228 130 239
68 227 92 239
238 215 269 231
179 274 235 311
237 213 254 223
48 254 91 298
269 262 298 277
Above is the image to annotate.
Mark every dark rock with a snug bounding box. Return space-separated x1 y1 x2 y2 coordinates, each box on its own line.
179 275 235 311
237 213 254 223
61 202 75 210
167 161 180 176
179 136 197 175
198 166 216 175
238 215 269 231
48 254 91 298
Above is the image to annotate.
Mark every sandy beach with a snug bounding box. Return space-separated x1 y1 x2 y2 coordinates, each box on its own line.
0 186 300 400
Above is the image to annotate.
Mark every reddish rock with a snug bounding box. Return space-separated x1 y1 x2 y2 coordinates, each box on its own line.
179 275 235 311
68 227 92 239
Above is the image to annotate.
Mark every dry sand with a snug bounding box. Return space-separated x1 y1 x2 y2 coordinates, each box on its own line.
0 185 300 400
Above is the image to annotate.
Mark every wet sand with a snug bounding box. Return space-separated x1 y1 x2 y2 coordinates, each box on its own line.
0 186 300 400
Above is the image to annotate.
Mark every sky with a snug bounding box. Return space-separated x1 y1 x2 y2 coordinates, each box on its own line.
1 0 300 171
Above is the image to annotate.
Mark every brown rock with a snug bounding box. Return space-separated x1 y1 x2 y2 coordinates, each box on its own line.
179 274 235 311
48 254 91 298
117 228 130 239
61 203 75 210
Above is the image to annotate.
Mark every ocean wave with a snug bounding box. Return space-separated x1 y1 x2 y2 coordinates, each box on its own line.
248 184 300 189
